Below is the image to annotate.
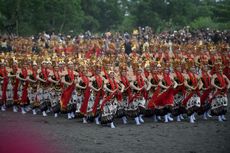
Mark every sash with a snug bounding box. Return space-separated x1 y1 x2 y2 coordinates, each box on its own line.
100 78 121 110
174 71 185 96
92 75 104 115
80 75 91 114
13 68 19 102
21 68 28 103
60 84 75 110
136 74 148 100
182 72 200 106
60 70 75 109
0 67 8 103
210 73 227 102
121 76 132 103
200 72 211 104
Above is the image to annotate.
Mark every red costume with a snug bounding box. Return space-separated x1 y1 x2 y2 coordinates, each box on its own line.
20 68 29 104
0 66 8 104
120 75 132 103
155 73 174 107
101 77 121 110
60 69 75 110
173 70 185 96
200 71 211 105
79 74 91 115
12 65 19 104
92 74 104 115
148 72 160 109
211 73 227 100
182 72 200 106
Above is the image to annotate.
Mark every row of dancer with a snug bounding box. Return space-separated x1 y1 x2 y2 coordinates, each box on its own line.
0 53 229 128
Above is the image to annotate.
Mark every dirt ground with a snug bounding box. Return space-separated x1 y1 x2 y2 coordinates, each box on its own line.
0 106 229 153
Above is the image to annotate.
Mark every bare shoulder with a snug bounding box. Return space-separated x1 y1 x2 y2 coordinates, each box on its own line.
183 73 189 79
47 68 53 73
6 67 11 72
212 74 217 78
90 75 95 79
49 71 54 76
169 73 174 78
17 68 22 73
37 69 42 73
104 79 109 84
61 70 68 76
128 74 135 81
27 69 33 74
158 74 163 80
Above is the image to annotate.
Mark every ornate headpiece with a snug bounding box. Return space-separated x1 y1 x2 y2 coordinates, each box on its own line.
119 62 128 73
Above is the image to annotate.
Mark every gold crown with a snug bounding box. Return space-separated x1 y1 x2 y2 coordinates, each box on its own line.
133 29 139 35
132 45 136 51
119 63 128 72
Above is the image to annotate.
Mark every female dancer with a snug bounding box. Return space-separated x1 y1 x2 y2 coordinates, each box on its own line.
37 60 50 117
61 61 78 119
48 61 63 118
89 63 104 125
172 61 186 122
118 63 131 124
100 69 124 128
198 64 213 120
27 61 39 115
127 62 147 125
154 61 177 123
0 59 8 111
182 61 202 123
17 60 30 114
77 65 92 123
210 63 230 121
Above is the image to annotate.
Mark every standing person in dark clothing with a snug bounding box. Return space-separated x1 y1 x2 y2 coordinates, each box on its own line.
124 39 132 55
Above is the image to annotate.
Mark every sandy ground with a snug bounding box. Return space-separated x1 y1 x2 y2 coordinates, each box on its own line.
0 106 230 153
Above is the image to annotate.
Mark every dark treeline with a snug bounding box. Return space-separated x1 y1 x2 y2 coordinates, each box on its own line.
0 0 229 36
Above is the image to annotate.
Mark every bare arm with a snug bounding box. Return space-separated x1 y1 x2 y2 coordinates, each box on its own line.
146 79 152 91
36 74 47 83
61 76 72 86
17 73 27 81
27 75 37 83
198 76 203 90
48 75 59 84
75 78 87 89
118 83 125 93
159 80 169 89
89 84 100 91
224 75 230 89
211 75 222 90
130 81 142 91
104 83 117 93
184 80 195 90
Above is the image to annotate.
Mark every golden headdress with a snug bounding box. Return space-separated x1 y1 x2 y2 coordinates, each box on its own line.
184 57 195 70
132 29 139 36
118 54 128 64
157 60 162 68
92 61 102 72
172 57 181 68
131 60 142 73
108 43 116 50
102 56 111 67
120 45 125 52
142 42 149 52
143 60 151 70
19 56 28 66
30 55 38 66
78 58 88 71
119 62 128 73
132 45 137 51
